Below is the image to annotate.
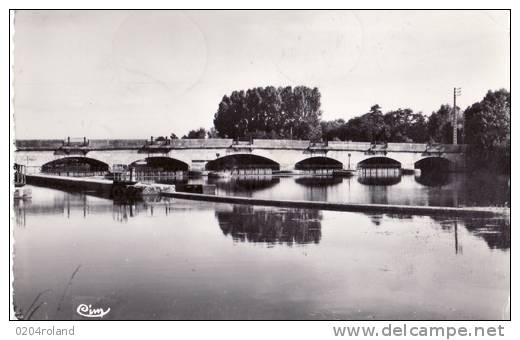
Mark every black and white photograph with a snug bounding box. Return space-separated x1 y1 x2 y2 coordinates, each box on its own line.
9 9 510 324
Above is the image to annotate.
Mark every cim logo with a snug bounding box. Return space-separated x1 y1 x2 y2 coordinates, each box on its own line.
76 304 110 319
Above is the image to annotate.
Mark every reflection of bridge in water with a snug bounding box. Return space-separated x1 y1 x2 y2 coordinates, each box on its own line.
208 176 280 196
14 185 509 252
415 172 452 187
12 187 174 226
295 176 343 187
357 172 402 186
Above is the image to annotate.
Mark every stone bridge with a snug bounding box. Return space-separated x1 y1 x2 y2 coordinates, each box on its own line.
14 138 467 173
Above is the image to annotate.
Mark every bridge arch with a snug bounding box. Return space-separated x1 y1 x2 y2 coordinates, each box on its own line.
357 157 401 169
205 154 280 172
128 156 189 182
128 156 189 171
357 156 401 185
414 156 452 172
41 157 109 175
294 157 343 170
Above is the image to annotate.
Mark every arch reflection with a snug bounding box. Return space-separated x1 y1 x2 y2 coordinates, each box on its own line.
414 157 451 173
209 176 280 197
295 176 343 187
357 173 401 186
415 172 452 187
294 176 343 202
216 205 322 245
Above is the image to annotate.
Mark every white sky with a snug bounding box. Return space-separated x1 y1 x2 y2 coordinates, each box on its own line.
12 10 510 139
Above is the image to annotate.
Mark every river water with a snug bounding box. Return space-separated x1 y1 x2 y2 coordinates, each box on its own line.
188 172 510 207
12 173 510 320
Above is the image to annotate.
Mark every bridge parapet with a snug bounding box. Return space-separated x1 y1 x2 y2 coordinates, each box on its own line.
53 137 89 155
252 139 310 149
306 141 329 155
327 141 372 151
89 139 147 149
16 139 64 151
365 143 388 155
170 139 233 149
15 138 467 155
54 146 90 156
16 138 148 151
424 144 467 154
386 143 425 152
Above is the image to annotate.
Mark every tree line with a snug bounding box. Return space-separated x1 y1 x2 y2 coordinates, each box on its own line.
170 86 509 173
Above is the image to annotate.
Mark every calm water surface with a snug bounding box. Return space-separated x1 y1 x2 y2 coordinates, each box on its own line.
13 183 509 320
192 173 510 207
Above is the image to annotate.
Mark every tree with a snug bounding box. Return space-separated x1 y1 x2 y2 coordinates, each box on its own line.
170 133 179 139
427 104 458 144
338 105 386 142
182 128 207 139
213 86 322 141
363 104 386 142
464 89 510 173
287 86 323 141
342 116 365 141
321 119 346 141
321 107 428 143
384 108 428 143
404 111 429 143
206 127 219 138
213 91 246 139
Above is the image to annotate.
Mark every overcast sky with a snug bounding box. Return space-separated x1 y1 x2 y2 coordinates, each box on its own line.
13 10 510 139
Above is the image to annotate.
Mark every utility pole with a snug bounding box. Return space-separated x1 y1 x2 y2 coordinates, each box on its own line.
452 87 461 144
